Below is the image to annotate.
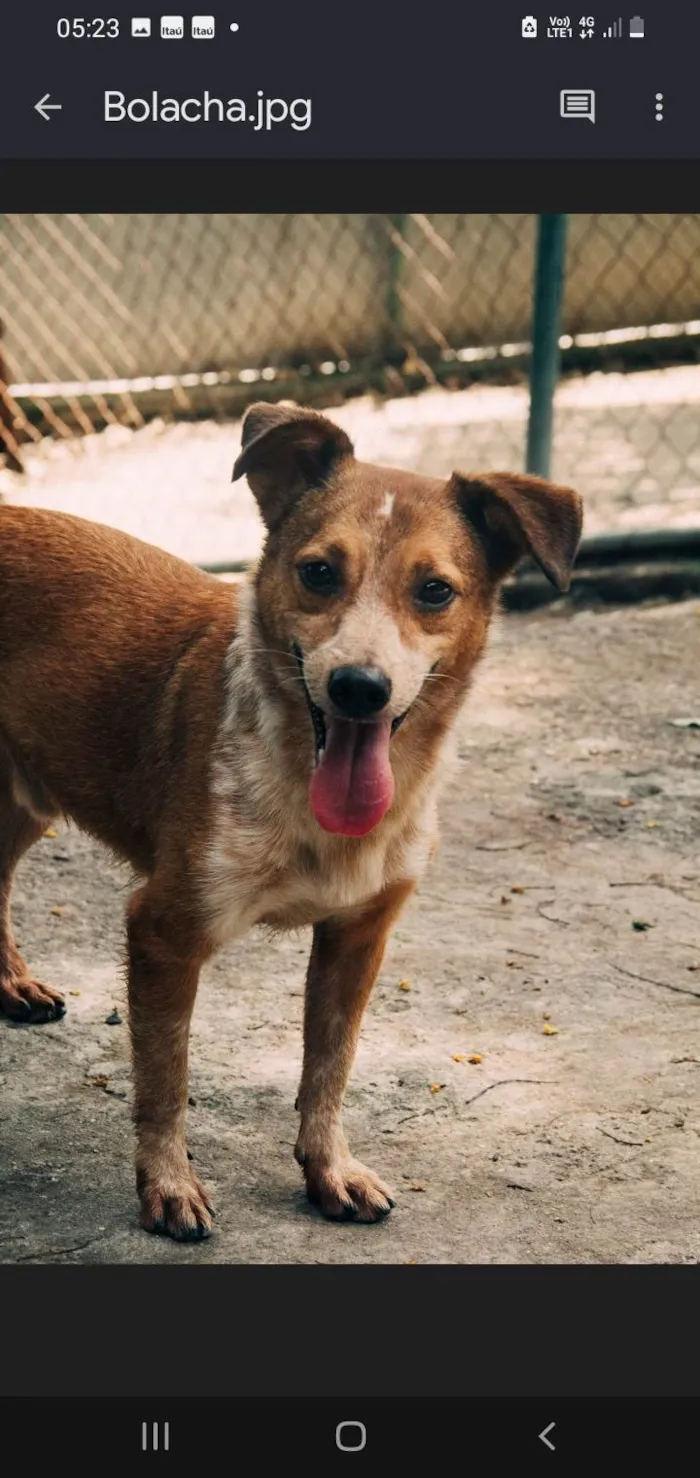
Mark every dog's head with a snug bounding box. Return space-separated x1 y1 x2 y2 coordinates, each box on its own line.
233 402 582 839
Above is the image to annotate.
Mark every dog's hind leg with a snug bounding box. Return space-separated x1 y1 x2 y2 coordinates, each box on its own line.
0 739 66 1024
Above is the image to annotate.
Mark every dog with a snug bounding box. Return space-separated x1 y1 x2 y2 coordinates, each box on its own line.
0 402 582 1239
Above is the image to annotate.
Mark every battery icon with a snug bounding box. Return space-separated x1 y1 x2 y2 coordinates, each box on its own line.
630 15 644 36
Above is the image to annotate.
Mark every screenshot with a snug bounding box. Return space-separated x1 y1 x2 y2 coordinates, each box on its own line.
1 0 698 1462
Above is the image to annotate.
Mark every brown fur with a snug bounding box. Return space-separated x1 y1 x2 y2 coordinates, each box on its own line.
0 403 582 1238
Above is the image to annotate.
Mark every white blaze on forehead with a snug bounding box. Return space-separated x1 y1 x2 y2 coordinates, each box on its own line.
379 490 395 519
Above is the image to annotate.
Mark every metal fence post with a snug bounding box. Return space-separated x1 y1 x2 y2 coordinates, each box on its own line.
526 214 568 478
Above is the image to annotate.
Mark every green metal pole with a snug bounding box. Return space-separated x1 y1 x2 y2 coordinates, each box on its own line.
526 214 568 478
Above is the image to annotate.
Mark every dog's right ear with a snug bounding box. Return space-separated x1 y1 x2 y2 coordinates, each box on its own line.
232 402 354 531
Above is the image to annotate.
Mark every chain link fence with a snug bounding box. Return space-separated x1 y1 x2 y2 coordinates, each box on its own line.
2 213 700 536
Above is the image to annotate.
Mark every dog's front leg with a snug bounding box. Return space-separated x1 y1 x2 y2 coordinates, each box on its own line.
127 884 214 1241
295 878 414 1222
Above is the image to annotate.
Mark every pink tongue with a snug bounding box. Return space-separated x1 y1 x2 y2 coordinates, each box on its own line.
309 717 394 836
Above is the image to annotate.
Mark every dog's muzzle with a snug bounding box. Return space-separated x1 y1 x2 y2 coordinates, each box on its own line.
292 644 408 758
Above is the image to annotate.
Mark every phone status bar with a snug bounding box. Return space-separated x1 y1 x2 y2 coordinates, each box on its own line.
521 14 645 39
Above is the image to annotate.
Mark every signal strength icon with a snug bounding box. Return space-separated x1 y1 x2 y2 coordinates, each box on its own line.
602 17 623 36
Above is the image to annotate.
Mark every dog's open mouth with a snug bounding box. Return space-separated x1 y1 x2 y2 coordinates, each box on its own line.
293 645 405 838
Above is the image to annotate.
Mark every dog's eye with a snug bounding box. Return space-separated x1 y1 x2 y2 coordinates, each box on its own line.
415 579 455 609
298 561 337 596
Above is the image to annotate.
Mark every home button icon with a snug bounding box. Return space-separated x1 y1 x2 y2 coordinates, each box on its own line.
336 1420 367 1452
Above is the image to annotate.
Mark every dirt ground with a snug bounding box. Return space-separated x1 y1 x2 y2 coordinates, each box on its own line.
1 595 699 1265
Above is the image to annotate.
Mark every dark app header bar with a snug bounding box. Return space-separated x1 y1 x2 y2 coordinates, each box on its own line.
1 3 697 159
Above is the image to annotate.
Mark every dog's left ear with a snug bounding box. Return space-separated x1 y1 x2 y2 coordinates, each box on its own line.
452 471 583 592
232 401 354 531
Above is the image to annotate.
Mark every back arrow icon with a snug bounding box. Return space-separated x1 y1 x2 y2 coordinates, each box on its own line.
539 1421 556 1451
35 93 63 121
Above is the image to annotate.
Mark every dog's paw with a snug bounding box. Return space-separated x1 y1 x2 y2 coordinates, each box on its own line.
0 973 66 1024
138 1169 215 1242
302 1156 395 1223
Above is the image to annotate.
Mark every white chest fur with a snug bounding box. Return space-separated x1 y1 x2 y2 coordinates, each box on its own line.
201 764 437 946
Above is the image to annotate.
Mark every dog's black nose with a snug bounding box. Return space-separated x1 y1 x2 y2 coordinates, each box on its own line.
327 665 392 719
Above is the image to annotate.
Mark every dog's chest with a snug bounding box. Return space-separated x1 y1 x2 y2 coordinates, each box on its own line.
203 816 399 942
202 790 432 946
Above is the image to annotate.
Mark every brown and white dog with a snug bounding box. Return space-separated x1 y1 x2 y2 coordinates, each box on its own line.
0 402 582 1239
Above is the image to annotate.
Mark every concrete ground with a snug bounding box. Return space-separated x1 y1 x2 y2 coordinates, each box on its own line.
2 596 699 1264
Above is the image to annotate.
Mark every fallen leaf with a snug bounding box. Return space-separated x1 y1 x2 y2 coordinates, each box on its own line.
632 919 653 932
398 979 412 992
617 799 634 809
452 1053 467 1063
91 1075 109 1088
645 820 661 829
511 886 526 894
543 1024 559 1036
468 1054 483 1065
429 1083 446 1094
407 1182 426 1193
69 989 81 997
670 717 700 729
43 828 57 839
49 906 69 917
543 1012 551 1020
500 895 511 905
